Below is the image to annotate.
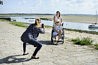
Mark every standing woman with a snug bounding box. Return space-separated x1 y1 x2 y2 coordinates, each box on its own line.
21 18 45 59
53 11 62 41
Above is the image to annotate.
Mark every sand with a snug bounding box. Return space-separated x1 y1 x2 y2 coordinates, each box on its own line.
0 21 98 65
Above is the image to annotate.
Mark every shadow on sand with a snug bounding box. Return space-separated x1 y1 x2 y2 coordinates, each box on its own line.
38 40 54 45
39 40 63 45
0 40 61 64
0 54 31 64
26 40 53 45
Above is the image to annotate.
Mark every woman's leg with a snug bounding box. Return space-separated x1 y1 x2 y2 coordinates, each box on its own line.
23 42 29 55
23 42 26 54
32 43 42 57
58 30 62 41
29 39 42 59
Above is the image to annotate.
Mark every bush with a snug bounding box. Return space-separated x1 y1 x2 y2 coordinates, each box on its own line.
94 44 98 50
71 37 93 45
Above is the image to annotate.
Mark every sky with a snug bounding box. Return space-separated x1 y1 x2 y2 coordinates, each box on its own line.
0 0 98 14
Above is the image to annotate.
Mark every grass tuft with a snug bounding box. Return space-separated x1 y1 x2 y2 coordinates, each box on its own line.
71 37 93 46
94 44 98 50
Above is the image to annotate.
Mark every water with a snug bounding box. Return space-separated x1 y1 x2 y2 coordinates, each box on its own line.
11 17 98 32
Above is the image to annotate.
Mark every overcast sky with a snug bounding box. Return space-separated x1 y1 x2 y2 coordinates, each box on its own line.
0 0 98 14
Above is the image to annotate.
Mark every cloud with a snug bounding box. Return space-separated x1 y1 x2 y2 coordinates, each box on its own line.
61 0 97 14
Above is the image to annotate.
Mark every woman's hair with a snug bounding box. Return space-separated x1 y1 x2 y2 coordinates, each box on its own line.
35 18 40 25
56 11 60 17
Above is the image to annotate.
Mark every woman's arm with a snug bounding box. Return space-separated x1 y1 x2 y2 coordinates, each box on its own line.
38 28 45 34
53 16 56 23
60 18 63 26
35 24 45 34
61 18 62 23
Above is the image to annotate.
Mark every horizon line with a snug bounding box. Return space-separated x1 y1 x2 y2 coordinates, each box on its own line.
0 13 97 16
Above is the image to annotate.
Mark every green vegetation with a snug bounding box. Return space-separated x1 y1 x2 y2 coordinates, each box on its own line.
94 44 98 50
71 37 93 45
45 25 52 28
0 19 8 22
10 21 52 28
10 22 28 28
71 37 98 50
40 18 50 20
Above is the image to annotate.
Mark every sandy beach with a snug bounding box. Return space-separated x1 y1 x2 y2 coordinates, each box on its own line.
0 21 98 65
